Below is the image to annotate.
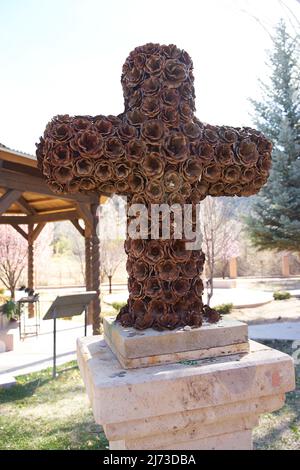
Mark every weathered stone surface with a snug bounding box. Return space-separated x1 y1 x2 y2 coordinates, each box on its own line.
109 415 258 450
77 336 295 450
104 394 284 442
106 340 249 369
103 316 249 368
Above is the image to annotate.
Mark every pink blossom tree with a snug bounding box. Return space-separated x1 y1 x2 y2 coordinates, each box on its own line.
0 225 27 299
0 224 53 299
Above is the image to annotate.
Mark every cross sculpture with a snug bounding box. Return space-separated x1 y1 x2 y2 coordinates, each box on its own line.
36 43 272 331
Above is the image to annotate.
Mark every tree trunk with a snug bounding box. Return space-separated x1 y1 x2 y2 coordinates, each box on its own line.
108 275 112 294
10 286 15 300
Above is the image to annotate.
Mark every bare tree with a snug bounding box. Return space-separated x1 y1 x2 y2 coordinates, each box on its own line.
100 240 126 294
0 226 28 298
71 232 85 284
239 0 300 37
200 197 241 305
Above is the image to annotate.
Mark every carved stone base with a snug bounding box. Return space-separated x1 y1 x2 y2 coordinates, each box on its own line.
77 337 295 450
103 316 249 368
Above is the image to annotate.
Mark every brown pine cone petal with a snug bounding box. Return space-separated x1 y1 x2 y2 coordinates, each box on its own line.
164 132 188 163
80 177 96 191
203 305 221 323
134 313 154 330
131 239 145 257
172 278 190 296
95 162 113 181
132 260 149 281
93 118 113 136
105 137 125 160
70 130 103 156
51 145 73 166
144 278 162 297
143 153 165 178
75 158 94 176
53 166 73 184
148 299 166 317
132 299 147 317
157 259 179 281
164 170 181 192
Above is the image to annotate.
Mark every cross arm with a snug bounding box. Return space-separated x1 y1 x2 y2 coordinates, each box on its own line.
36 113 134 196
192 121 272 199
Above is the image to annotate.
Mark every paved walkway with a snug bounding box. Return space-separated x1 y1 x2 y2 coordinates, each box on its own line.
1 284 300 386
103 287 274 309
0 318 91 378
249 322 300 341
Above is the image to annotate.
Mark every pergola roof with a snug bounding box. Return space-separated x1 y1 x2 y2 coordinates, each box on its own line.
0 142 102 331
0 143 102 227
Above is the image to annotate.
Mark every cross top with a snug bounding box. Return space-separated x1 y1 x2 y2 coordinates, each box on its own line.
37 43 272 330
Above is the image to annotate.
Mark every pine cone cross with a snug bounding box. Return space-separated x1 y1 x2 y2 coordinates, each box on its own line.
37 43 272 330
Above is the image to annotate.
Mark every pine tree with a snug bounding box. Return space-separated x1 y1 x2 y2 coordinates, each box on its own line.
246 20 300 252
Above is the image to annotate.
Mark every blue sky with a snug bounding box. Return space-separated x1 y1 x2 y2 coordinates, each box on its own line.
0 0 299 154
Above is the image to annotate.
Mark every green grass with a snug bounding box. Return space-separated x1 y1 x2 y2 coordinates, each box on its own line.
0 362 108 450
253 340 300 450
0 341 298 450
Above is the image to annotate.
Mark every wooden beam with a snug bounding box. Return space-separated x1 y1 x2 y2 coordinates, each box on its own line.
1 159 41 177
11 224 28 240
91 203 101 335
32 223 46 242
85 233 93 325
0 167 98 204
0 149 37 168
0 189 22 216
71 219 85 237
76 203 93 230
0 209 79 224
16 196 36 215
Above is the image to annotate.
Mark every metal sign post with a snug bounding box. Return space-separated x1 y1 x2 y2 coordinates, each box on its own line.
53 312 57 378
43 292 97 379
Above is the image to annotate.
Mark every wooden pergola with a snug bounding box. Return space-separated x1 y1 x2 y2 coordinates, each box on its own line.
0 143 102 334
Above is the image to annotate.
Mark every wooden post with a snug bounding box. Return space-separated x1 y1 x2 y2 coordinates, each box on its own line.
229 257 238 279
85 232 93 324
91 203 101 335
282 253 290 277
28 224 34 318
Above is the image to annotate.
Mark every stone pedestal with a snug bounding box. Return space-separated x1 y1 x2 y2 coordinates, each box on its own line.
103 316 249 368
77 319 295 450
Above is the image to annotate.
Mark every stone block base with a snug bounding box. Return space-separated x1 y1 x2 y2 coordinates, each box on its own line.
103 316 249 368
77 336 295 450
0 322 19 352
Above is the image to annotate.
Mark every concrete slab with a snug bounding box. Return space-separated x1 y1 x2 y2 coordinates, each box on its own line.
104 316 248 358
104 316 249 368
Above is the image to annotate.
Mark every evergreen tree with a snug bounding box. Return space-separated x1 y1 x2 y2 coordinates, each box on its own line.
246 20 300 252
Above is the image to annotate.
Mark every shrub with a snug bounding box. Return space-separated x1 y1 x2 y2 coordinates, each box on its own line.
111 301 127 312
214 303 234 315
0 287 5 295
273 291 291 301
3 299 19 320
